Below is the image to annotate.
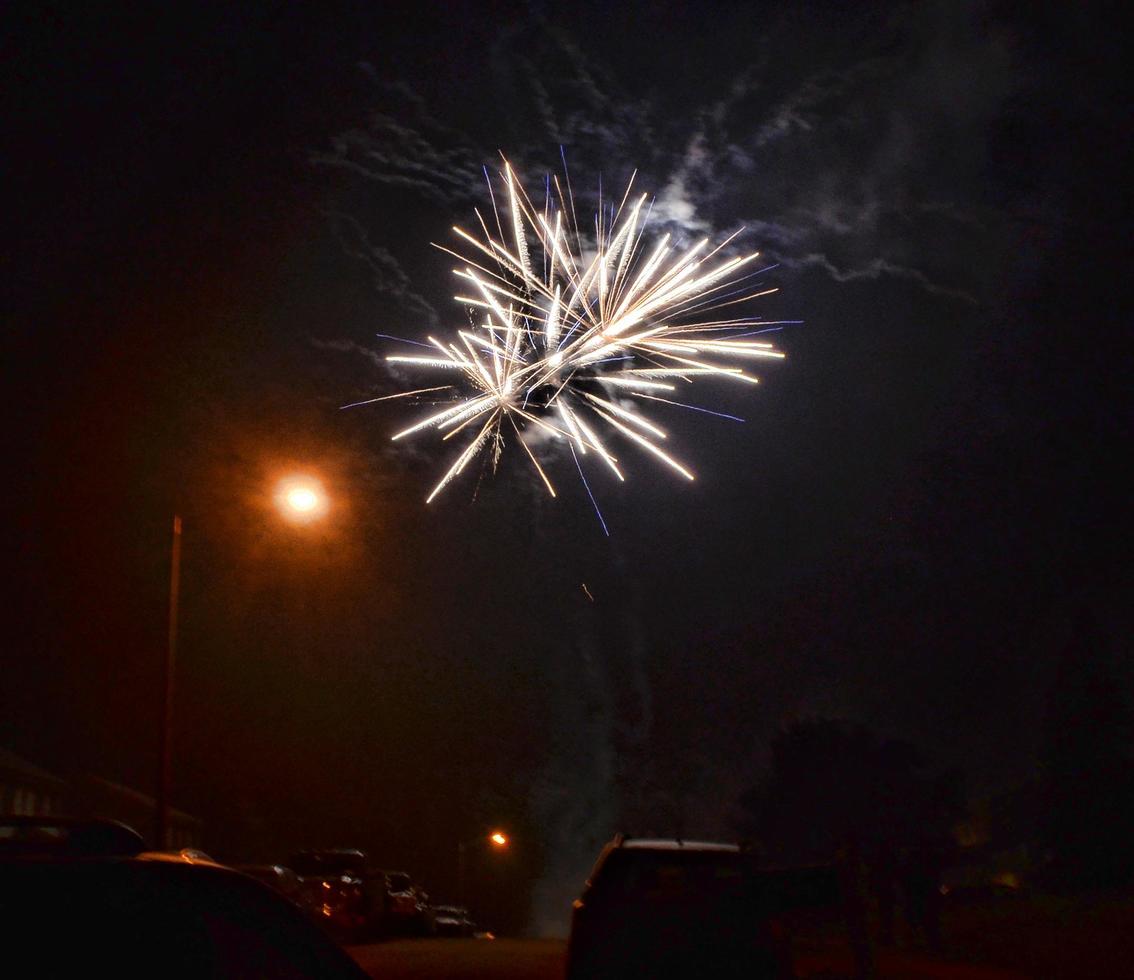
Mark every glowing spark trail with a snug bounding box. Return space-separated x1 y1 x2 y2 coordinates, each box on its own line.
371 159 786 504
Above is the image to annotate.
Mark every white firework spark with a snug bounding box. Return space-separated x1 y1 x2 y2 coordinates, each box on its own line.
375 159 786 506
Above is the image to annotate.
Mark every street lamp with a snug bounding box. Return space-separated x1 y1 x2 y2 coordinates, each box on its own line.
457 830 509 910
275 475 328 523
155 474 328 848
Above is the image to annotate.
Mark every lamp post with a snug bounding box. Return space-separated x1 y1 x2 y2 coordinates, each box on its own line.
155 514 182 849
275 475 329 524
154 475 327 848
457 830 509 910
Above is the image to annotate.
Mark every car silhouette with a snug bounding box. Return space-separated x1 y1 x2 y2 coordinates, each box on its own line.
1 818 368 978
566 836 840 980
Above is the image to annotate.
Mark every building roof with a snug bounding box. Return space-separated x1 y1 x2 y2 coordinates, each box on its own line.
77 774 202 826
0 748 68 788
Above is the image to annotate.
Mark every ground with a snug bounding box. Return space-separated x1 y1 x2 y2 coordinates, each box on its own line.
346 938 1031 979
346 891 1134 979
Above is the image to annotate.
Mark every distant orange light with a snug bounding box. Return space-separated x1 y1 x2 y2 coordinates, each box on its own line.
490 832 508 847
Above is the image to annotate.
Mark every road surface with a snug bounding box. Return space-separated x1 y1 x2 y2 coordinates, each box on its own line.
348 939 565 979
347 938 1031 979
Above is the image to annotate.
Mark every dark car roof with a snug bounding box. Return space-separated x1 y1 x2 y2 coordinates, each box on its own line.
291 847 367 862
0 815 144 858
0 856 368 978
580 836 843 915
585 837 745 883
290 848 369 875
618 838 741 852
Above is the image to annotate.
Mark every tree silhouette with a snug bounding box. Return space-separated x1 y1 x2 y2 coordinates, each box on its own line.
740 719 962 865
1041 611 1134 889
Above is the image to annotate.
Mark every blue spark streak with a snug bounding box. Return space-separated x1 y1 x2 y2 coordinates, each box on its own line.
570 443 610 537
732 321 803 337
375 333 432 348
636 393 745 422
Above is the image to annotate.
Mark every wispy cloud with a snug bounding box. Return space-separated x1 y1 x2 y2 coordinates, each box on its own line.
324 210 441 325
323 4 1025 307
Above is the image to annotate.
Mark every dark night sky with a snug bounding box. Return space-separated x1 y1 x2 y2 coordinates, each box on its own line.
4 1 1129 932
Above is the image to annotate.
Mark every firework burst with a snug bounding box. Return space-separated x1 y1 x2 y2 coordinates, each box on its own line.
362 159 787 509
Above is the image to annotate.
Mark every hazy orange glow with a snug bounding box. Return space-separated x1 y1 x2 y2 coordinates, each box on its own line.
490 831 508 847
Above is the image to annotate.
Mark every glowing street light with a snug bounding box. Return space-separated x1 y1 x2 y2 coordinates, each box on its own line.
490 832 508 847
275 475 328 523
286 486 319 512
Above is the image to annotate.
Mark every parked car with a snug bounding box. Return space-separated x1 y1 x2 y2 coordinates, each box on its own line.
566 837 840 980
0 818 368 978
431 903 475 937
137 847 219 864
289 848 380 941
382 869 436 936
290 848 369 878
0 814 144 857
236 863 309 908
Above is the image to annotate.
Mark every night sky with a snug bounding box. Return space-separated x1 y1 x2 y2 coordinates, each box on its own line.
5 1 1128 933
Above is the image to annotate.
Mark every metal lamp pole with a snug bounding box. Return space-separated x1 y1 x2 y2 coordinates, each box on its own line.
155 514 182 849
457 841 467 909
457 832 507 912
